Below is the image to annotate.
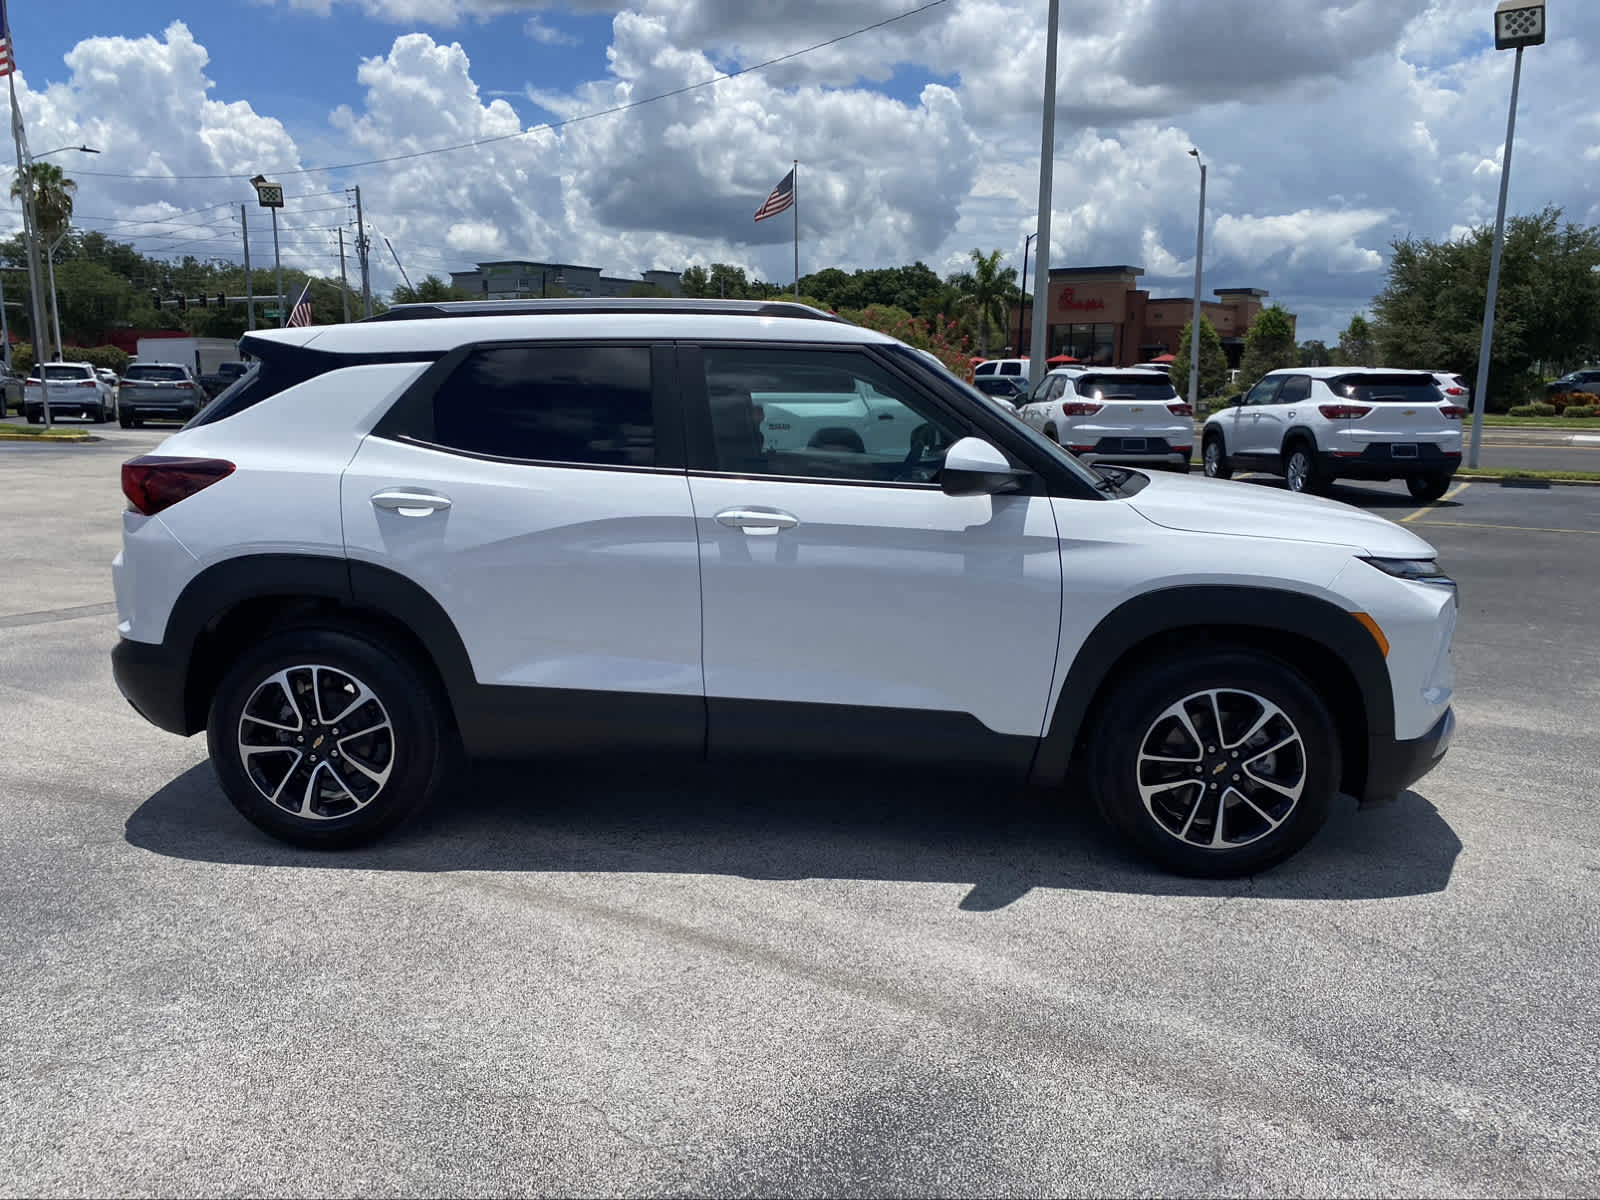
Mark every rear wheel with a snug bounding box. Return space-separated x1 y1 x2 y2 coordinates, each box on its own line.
1406 473 1451 503
1284 443 1327 495
1202 433 1231 479
206 628 450 849
26 409 40 425
118 410 133 429
89 399 107 424
1086 650 1339 876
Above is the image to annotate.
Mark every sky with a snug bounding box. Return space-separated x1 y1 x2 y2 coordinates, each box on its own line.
4 0 1598 341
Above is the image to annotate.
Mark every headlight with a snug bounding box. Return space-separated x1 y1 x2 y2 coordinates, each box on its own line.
1360 557 1456 587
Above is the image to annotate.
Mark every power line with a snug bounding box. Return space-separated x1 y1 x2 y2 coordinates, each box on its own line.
62 0 952 183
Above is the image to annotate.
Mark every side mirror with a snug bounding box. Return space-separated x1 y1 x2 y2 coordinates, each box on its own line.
942 436 1028 497
1224 393 1243 408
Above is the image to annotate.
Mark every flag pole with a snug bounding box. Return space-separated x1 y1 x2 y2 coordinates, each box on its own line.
792 159 799 300
9 73 54 428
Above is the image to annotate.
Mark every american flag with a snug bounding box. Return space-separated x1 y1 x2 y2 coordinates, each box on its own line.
286 281 315 327
753 168 794 222
0 0 15 77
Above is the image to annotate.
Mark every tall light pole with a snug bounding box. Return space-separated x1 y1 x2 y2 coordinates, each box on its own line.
1469 1 1545 468
1187 148 1207 410
1027 0 1060 391
29 145 99 373
1015 231 1037 356
251 175 285 327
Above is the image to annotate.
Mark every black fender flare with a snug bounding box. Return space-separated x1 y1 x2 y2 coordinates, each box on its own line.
161 553 477 733
1280 425 1320 458
1028 585 1393 786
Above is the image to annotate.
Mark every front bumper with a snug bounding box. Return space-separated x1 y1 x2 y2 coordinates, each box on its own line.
111 635 196 736
1362 707 1453 807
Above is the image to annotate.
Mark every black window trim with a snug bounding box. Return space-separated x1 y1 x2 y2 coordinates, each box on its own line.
369 339 686 472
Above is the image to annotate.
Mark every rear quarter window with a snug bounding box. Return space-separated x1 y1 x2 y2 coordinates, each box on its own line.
1074 373 1178 400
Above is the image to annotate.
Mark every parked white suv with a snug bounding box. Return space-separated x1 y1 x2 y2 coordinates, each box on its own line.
1201 368 1464 501
1018 367 1193 472
23 361 116 423
111 299 1457 876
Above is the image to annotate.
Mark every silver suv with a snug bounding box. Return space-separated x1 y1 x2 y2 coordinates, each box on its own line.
118 362 207 428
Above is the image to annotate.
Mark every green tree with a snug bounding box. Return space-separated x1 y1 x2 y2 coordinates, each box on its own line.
11 162 76 240
1371 207 1600 406
1174 314 1230 400
392 274 470 304
1298 339 1332 367
952 248 1018 357
1336 314 1378 366
1238 304 1299 381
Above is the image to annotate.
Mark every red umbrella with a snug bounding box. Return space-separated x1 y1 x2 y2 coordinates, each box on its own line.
1046 354 1079 366
1151 352 1177 363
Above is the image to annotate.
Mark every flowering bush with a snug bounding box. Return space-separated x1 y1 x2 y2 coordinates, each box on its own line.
839 303 977 379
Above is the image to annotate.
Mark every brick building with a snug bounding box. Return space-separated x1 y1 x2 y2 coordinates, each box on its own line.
449 260 683 300
1012 265 1291 368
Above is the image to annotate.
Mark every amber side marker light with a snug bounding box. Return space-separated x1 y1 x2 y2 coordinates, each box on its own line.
1352 612 1390 658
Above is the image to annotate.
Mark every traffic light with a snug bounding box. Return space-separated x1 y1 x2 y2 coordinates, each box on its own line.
176 294 187 312
198 293 209 309
150 289 161 309
215 293 225 308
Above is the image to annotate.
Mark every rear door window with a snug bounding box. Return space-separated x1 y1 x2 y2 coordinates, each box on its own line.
1330 373 1442 403
424 345 655 467
1275 375 1312 404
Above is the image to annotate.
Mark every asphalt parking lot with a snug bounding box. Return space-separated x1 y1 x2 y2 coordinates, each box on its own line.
2 430 1598 1197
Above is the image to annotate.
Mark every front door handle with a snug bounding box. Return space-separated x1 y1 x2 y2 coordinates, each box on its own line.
877 412 896 421
715 508 799 536
371 489 452 517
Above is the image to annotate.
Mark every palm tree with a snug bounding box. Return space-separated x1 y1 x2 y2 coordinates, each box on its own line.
11 161 76 240
10 162 77 358
956 248 1018 356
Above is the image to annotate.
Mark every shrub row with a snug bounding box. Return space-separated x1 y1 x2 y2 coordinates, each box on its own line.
9 343 131 375
1507 402 1596 418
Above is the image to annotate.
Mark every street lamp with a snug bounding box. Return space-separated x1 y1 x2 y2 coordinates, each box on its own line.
1187 148 1207 411
1015 231 1038 357
1469 0 1545 468
250 175 286 328
1027 0 1061 390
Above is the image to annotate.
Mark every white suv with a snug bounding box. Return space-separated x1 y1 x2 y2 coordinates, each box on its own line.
111 299 1457 876
24 361 116 423
1201 368 1464 501
1018 367 1193 472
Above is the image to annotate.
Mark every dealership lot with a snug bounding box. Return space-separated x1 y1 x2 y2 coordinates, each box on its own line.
1 435 1597 1196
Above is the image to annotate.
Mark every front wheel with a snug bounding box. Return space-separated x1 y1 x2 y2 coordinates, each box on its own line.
206 628 450 849
1202 434 1231 479
25 409 41 425
1085 650 1339 876
1406 473 1452 503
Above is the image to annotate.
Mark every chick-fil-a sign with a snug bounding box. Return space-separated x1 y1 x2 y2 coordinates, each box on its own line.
1056 286 1107 313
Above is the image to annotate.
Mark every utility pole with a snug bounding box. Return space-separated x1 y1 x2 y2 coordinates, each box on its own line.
1187 148 1207 410
10 78 54 427
241 204 255 332
270 208 284 328
353 185 372 317
0 266 10 372
337 227 352 323
1027 0 1060 391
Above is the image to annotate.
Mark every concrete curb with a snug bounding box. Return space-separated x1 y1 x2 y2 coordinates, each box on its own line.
0 431 93 443
1454 474 1600 487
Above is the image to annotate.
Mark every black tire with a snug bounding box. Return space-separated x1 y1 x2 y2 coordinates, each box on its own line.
1043 425 1059 443
26 409 41 425
118 412 133 429
1085 649 1339 877
1406 473 1451 503
1202 431 1231 479
1283 442 1327 495
206 628 449 849
89 400 107 424
1172 461 1192 474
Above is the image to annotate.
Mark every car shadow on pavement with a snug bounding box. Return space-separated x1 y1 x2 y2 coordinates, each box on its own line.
125 758 1462 909
1232 475 1467 511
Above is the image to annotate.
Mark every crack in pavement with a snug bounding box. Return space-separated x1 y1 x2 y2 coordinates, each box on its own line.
0 601 118 629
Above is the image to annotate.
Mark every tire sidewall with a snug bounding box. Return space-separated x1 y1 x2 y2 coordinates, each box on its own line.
206 628 443 848
1203 433 1229 478
1086 651 1339 877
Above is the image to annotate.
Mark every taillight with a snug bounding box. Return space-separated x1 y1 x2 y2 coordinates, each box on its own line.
1061 402 1102 416
1318 404 1373 420
1067 444 1095 453
121 456 235 516
77 379 97 388
1440 405 1467 420
1443 386 1467 396
1167 403 1193 416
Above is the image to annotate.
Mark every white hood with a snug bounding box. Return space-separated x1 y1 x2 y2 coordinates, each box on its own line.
1125 473 1437 558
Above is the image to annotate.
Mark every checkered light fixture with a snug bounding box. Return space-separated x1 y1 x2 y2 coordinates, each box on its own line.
1494 1 1545 50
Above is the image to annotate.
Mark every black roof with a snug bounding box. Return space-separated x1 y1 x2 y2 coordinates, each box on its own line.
363 297 842 323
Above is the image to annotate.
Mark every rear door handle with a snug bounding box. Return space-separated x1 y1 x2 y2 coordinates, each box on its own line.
715 508 799 535
371 489 452 517
877 412 895 421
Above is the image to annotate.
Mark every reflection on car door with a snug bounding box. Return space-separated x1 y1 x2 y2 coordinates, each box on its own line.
681 343 1064 769
1235 375 1285 458
1250 374 1309 459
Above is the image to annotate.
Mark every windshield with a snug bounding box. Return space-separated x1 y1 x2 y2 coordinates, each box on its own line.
1331 373 1442 403
1075 373 1178 400
124 365 189 382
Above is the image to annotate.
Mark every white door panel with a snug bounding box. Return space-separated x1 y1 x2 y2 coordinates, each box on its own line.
688 476 1063 737
342 436 702 694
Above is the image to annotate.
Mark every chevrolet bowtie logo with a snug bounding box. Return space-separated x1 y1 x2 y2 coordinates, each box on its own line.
313 735 325 749
1212 762 1228 776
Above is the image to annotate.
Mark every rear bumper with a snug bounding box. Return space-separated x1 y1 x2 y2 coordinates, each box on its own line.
121 401 198 418
1362 707 1453 807
1322 444 1460 480
111 635 195 736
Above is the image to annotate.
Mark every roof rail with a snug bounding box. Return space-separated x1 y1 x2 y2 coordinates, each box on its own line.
361 297 842 323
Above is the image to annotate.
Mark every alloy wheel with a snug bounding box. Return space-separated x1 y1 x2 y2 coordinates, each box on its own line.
1134 688 1307 848
1286 451 1310 492
237 664 395 821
